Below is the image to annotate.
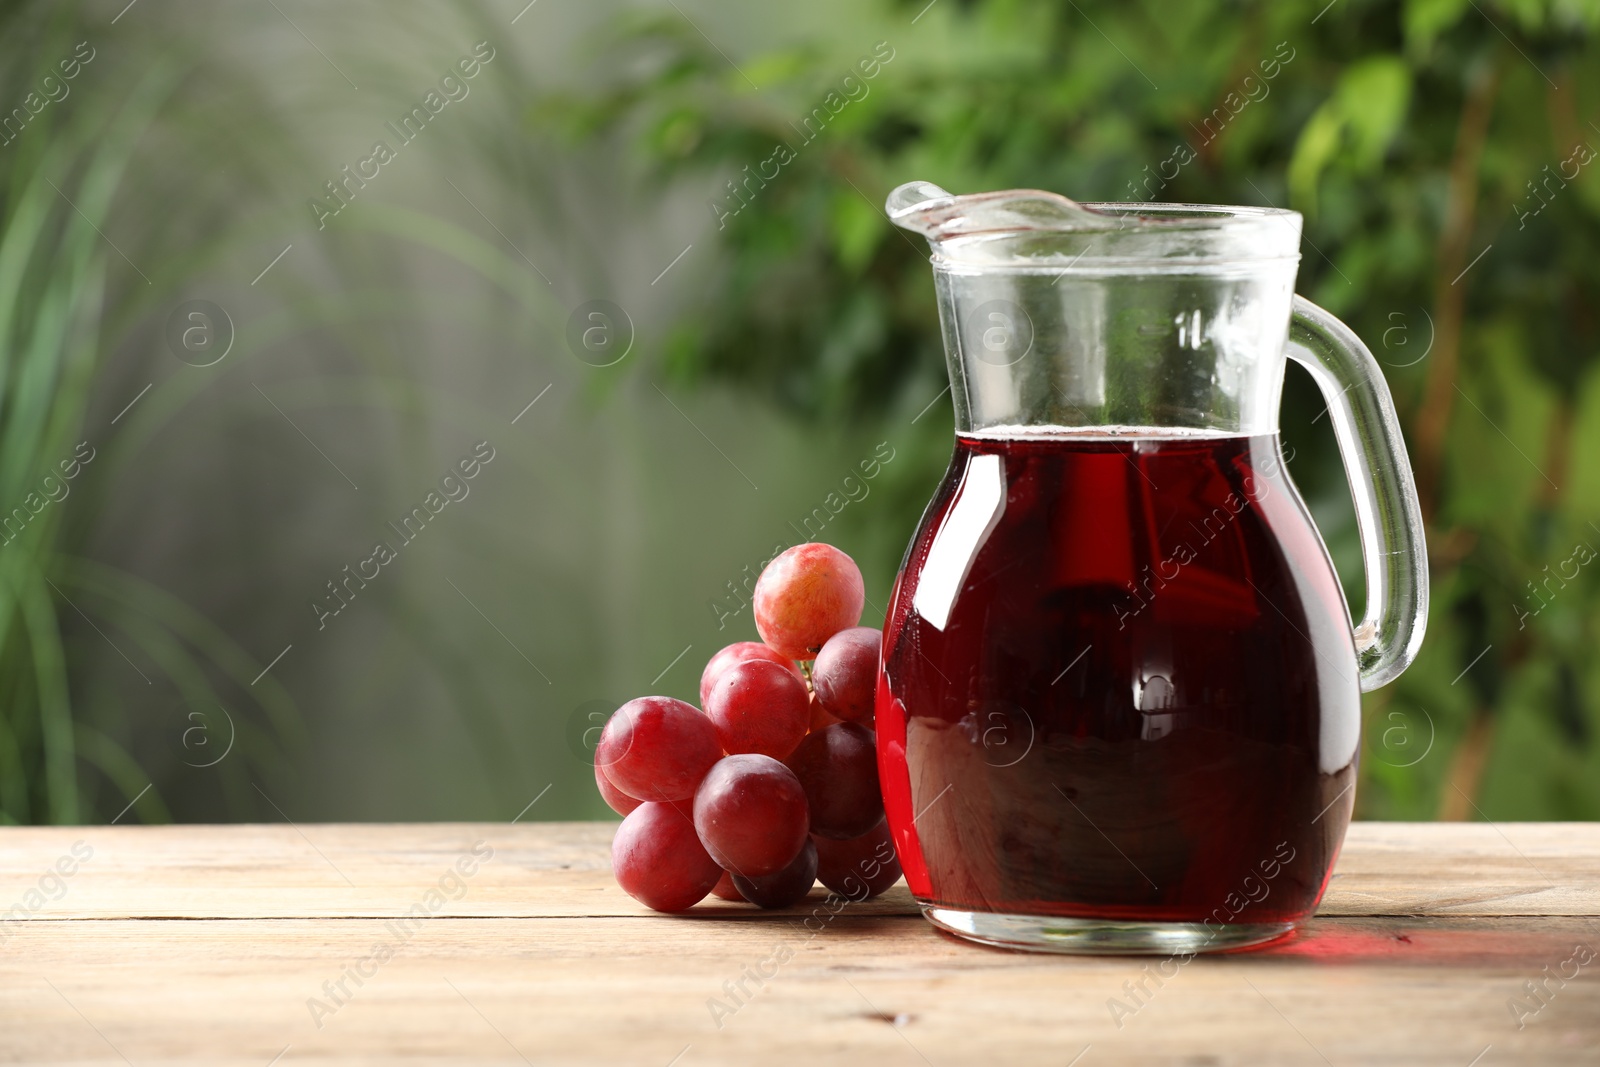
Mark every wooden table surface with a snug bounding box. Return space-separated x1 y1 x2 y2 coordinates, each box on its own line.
0 822 1596 1065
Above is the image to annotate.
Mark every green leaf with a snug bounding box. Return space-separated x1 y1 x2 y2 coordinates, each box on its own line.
1338 57 1412 170
1403 0 1473 52
1287 57 1411 213
830 190 882 275
1288 105 1343 214
740 49 813 89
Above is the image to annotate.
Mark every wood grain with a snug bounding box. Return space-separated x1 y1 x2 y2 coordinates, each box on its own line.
1 821 1595 920
0 822 1595 1065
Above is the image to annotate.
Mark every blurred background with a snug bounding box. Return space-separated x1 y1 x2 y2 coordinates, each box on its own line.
0 0 1596 825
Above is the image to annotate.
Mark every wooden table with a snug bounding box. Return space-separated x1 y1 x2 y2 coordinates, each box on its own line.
1 822 1595 1065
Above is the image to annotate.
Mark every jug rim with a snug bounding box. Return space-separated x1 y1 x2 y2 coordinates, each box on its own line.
888 182 1303 270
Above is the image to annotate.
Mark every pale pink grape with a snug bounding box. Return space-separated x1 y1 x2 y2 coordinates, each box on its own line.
753 543 865 660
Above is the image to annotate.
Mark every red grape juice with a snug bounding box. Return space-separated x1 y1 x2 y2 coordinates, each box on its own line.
877 429 1360 929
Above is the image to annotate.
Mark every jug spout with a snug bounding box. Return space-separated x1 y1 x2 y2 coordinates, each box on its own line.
885 181 1303 436
887 181 1124 242
885 180 953 220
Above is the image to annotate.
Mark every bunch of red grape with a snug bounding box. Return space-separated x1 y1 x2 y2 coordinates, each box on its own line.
594 543 901 912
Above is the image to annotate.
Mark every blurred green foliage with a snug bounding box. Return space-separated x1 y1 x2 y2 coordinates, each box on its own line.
554 0 1600 819
0 0 331 824
2 0 1597 826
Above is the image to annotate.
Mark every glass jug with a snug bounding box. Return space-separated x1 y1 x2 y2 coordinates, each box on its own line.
877 182 1428 954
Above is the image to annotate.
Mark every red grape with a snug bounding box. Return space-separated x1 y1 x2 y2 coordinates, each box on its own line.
596 696 721 803
808 690 842 733
700 642 801 706
812 626 881 725
693 754 809 877
704 659 810 759
814 818 901 899
710 869 745 902
753 543 865 660
611 802 722 912
595 761 641 817
732 838 817 909
785 722 882 839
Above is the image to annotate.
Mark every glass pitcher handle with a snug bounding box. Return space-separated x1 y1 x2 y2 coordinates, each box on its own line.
1286 296 1429 692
